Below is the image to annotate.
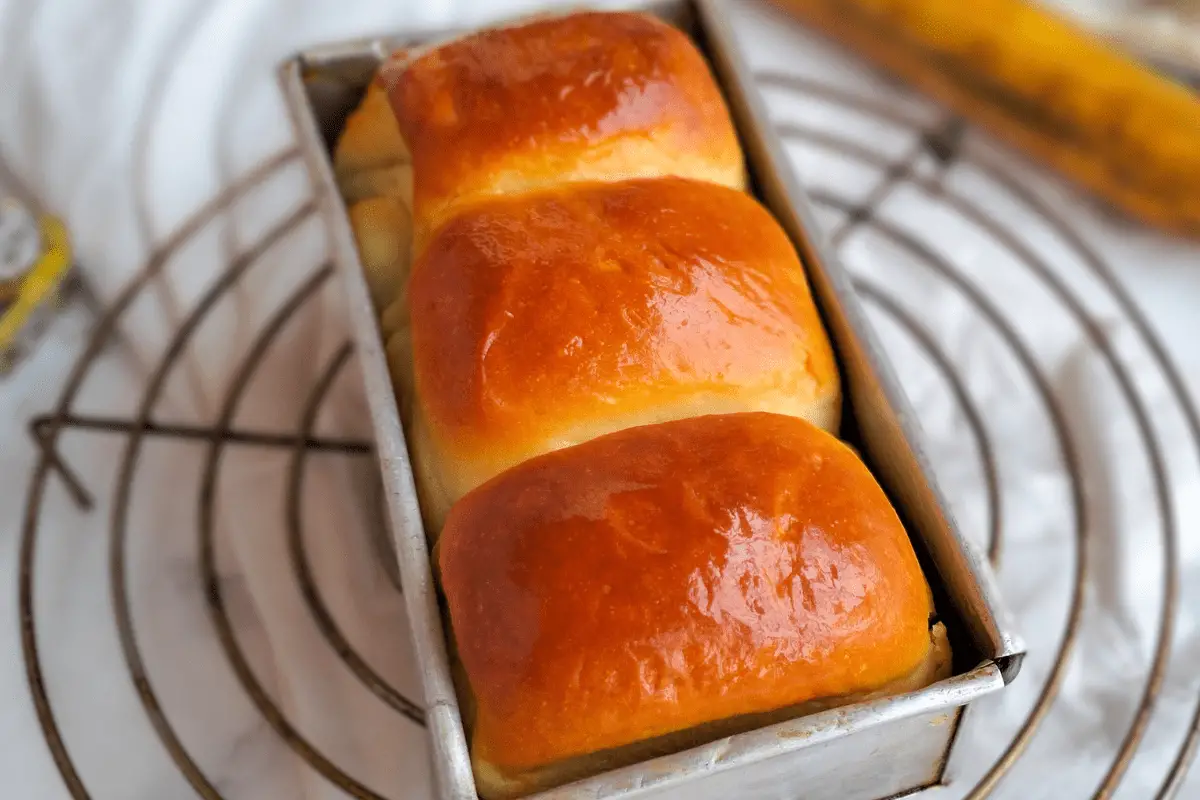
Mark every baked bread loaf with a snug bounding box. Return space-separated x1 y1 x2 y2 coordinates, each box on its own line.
437 412 952 800
396 176 841 531
330 9 951 799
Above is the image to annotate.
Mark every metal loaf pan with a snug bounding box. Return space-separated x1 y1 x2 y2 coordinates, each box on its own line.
280 1 1025 798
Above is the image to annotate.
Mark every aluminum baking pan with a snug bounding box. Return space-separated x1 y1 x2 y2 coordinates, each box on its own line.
280 2 1024 797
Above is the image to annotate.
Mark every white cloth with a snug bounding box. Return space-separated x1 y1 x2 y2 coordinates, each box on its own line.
1 1 1199 799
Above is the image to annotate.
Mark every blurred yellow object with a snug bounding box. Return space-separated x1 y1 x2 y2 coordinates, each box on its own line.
769 0 1200 238
0 202 72 372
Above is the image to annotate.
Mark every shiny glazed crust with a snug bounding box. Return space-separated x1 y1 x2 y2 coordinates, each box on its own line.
437 413 950 799
401 177 841 531
380 10 745 247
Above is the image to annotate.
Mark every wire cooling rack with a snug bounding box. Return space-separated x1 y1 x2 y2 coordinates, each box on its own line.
16 64 1200 800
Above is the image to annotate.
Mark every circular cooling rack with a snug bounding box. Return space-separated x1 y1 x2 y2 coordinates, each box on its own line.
16 67 1200 800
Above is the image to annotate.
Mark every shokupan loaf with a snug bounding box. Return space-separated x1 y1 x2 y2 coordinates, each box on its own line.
437 413 953 800
396 176 841 532
329 9 951 800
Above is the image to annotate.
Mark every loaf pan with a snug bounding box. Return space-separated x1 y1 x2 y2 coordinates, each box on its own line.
279 1 1025 797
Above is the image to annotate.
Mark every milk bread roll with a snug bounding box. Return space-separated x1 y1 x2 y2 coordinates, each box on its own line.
437 413 952 799
399 177 841 531
378 10 746 251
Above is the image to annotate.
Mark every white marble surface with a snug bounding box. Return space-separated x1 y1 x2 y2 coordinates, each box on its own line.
1 1 1200 799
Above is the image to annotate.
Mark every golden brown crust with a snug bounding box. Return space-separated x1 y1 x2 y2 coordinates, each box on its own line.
381 11 745 245
438 412 944 793
404 177 840 527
